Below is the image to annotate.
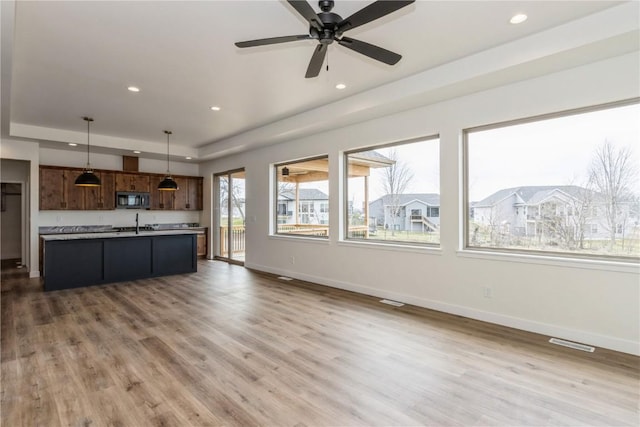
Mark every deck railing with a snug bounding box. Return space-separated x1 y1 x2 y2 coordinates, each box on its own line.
277 224 329 236
219 225 246 256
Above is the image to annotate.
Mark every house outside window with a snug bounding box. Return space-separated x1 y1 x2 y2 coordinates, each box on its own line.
465 100 639 260
345 136 440 245
275 156 329 238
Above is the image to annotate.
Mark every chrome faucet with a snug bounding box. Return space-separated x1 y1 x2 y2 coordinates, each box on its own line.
135 213 139 234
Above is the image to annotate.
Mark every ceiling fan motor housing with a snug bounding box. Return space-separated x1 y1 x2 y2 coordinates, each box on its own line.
310 11 343 43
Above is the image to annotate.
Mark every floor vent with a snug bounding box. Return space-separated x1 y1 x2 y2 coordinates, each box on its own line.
549 338 595 352
278 276 293 281
380 299 405 307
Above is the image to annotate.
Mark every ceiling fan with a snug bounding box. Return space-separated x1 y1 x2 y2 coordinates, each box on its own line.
235 0 415 78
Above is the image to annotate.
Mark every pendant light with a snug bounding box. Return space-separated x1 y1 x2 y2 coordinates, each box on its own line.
75 117 101 187
158 130 178 191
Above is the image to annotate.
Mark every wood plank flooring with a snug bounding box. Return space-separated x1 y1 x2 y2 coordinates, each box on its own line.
1 260 639 426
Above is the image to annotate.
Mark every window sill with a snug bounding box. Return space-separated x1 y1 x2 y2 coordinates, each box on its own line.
457 248 640 274
268 234 330 245
338 239 442 255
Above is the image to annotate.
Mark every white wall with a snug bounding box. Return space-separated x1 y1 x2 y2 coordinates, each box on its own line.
39 147 199 176
199 52 640 355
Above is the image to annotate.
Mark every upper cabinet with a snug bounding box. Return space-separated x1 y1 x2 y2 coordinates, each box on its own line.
40 166 84 210
40 166 203 211
149 175 203 211
115 173 150 192
85 171 115 210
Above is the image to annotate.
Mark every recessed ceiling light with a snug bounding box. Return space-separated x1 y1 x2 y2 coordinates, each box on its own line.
68 143 77 147
210 106 221 111
185 156 192 160
336 83 347 90
510 13 527 24
127 86 140 92
133 150 141 154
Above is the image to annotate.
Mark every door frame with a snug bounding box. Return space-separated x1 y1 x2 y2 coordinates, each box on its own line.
213 168 245 265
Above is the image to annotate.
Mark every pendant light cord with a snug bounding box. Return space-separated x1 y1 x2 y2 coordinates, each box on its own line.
83 117 94 170
164 130 172 175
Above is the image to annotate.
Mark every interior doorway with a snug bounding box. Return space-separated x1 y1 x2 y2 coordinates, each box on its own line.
214 169 246 264
1 182 24 269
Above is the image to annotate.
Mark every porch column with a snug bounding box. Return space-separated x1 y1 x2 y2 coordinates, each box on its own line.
294 181 299 225
364 175 369 238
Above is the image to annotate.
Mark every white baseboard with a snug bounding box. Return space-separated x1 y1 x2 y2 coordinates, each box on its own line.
29 269 40 278
245 262 640 356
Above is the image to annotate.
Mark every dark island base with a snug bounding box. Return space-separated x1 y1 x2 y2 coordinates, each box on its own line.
43 234 197 291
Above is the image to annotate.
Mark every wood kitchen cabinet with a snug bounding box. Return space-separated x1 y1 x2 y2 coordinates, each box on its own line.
149 175 203 211
40 165 203 211
173 176 203 210
197 231 207 258
85 171 115 210
40 166 84 210
115 172 150 192
149 175 175 210
186 177 203 211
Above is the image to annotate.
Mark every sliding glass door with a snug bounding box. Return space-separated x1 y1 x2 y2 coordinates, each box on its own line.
214 169 246 264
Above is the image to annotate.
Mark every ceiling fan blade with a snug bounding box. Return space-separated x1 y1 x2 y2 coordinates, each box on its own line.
235 34 312 48
305 44 327 78
337 0 415 32
338 37 401 65
287 0 323 31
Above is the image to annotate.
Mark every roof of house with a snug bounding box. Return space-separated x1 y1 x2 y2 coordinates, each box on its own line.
371 193 440 207
278 188 328 201
475 185 598 207
349 150 395 168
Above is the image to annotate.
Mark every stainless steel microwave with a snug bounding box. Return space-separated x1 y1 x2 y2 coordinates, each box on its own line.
116 192 150 209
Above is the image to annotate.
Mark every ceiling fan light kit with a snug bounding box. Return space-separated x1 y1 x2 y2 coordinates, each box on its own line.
235 0 415 78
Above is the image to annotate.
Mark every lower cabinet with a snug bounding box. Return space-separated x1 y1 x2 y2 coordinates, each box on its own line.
197 232 207 258
43 233 197 291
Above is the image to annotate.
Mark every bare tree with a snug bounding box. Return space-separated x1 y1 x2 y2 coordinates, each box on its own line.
219 177 246 223
379 149 413 236
588 141 638 249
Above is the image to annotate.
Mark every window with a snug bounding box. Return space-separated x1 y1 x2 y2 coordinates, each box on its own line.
465 100 639 260
275 156 329 237
345 136 440 245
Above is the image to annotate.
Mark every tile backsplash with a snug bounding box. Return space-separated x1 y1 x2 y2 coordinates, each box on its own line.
39 209 200 227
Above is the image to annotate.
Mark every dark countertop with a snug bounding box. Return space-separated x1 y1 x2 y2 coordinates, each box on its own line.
41 229 203 241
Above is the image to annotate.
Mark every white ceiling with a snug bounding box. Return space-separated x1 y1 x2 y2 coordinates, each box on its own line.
2 1 638 161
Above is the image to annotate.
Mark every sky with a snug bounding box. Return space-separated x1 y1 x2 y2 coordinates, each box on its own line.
467 102 639 202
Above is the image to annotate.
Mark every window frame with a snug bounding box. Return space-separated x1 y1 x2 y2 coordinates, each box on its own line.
343 134 441 248
462 98 640 263
273 155 330 239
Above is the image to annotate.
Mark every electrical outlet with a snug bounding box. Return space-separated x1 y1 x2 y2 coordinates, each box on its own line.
483 286 493 298
289 256 295 265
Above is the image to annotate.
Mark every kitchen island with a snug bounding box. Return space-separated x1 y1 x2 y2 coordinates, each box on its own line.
41 229 200 291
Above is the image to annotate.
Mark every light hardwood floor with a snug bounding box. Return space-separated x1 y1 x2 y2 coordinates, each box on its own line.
1 260 638 426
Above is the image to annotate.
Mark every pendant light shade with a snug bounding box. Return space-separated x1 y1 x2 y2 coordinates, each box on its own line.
158 130 178 191
75 117 101 187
